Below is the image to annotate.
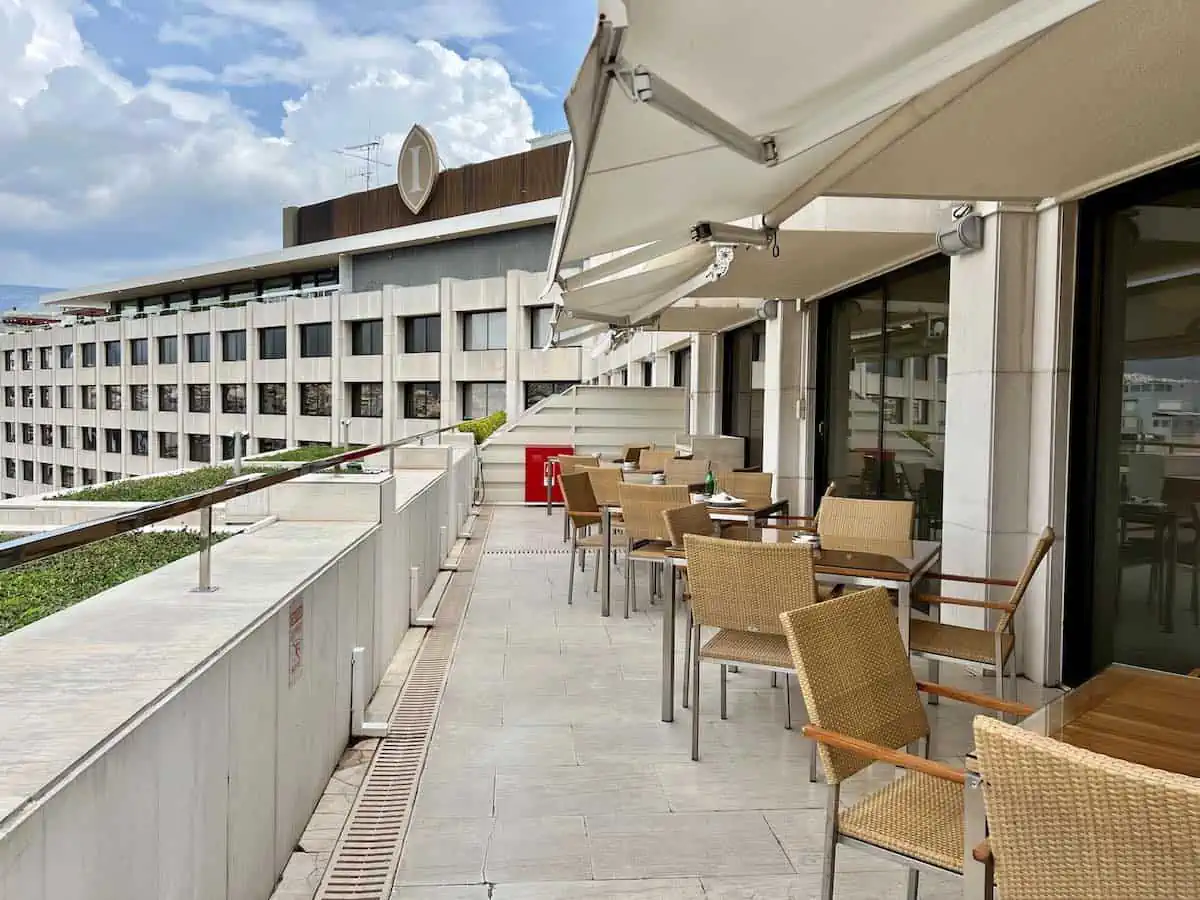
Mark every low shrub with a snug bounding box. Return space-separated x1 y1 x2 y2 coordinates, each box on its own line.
54 466 271 503
458 411 507 445
0 530 230 635
257 445 362 463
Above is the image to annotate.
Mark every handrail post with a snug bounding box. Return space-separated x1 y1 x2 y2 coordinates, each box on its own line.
194 504 217 593
232 430 246 477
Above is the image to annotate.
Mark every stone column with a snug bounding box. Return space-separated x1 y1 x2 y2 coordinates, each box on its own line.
652 350 673 387
761 301 806 510
691 334 721 436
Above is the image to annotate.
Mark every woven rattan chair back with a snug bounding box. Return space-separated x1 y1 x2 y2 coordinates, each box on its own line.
638 449 675 472
661 503 716 547
684 533 817 635
663 458 710 485
816 496 914 542
556 454 599 477
619 483 689 542
779 587 929 783
587 467 623 507
997 526 1056 631
559 472 599 524
974 715 1200 900
717 471 773 500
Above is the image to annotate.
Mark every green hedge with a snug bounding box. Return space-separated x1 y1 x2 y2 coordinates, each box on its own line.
458 411 507 444
0 530 229 636
257 445 362 463
55 466 270 503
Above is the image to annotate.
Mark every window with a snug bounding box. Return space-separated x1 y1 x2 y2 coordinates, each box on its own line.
39 386 51 409
220 435 241 460
21 386 33 408
259 326 287 360
349 382 383 418
82 427 97 451
21 424 33 445
129 384 149 411
59 385 72 408
21 460 33 482
158 431 178 459
81 384 97 409
884 357 904 378
105 471 121 483
3 350 11 371
300 383 331 417
38 347 51 370
883 396 904 425
40 462 53 485
3 387 12 407
641 361 653 386
751 331 765 363
259 383 286 415
128 338 148 366
3 458 13 478
403 382 441 419
351 319 383 355
912 356 929 381
258 438 286 454
158 384 178 412
59 426 73 449
220 384 246 413
299 322 332 358
911 399 930 426
460 382 506 419
81 342 96 367
81 468 96 486
463 310 506 350
130 430 149 456
105 385 122 411
404 315 440 353
59 344 73 368
2 423 12 443
40 424 52 447
20 349 31 370
104 428 122 453
935 356 948 382
221 329 246 361
529 306 554 349
524 381 577 409
157 335 178 364
187 332 210 363
104 340 120 366
60 466 74 488
188 434 211 463
188 384 211 413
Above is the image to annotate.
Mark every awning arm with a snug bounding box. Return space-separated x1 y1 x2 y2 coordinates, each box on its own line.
560 236 691 292
613 65 779 168
624 246 736 326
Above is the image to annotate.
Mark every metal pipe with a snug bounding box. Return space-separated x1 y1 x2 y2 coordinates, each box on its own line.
195 504 215 592
232 431 245 477
409 566 421 623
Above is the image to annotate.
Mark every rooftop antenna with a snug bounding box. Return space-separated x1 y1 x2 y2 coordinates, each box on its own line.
334 137 393 191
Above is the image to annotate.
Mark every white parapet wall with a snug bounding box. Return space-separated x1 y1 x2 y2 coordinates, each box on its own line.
478 385 688 504
0 449 477 900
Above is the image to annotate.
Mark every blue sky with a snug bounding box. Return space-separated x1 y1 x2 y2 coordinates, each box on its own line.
0 0 594 291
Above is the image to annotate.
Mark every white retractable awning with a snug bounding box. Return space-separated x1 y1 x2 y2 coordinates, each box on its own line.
829 0 1200 203
547 0 1098 279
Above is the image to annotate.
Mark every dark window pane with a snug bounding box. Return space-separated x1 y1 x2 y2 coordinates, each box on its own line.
187 434 210 463
157 335 178 364
300 383 331 416
158 384 178 411
130 385 149 411
104 341 120 366
59 345 73 368
221 330 246 361
81 343 96 367
131 430 149 456
187 332 210 363
104 385 122 411
259 327 287 360
351 319 383 355
188 384 211 413
130 338 148 366
349 382 383 418
300 322 332 358
220 384 246 413
403 382 441 419
259 383 287 415
158 432 178 459
104 428 122 453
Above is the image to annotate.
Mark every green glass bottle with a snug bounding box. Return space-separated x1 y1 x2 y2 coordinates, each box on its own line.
704 469 716 498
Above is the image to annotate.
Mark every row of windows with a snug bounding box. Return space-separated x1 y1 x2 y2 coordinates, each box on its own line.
860 355 949 382
863 394 948 428
0 308 557 371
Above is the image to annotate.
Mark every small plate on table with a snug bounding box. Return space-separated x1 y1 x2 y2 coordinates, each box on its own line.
705 492 746 508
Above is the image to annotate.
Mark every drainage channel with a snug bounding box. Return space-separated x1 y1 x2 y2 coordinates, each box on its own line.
313 509 491 900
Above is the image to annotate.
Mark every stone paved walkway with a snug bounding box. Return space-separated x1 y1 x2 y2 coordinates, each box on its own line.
391 506 1046 899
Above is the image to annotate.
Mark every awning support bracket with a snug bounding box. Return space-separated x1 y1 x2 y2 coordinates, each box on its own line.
617 65 778 168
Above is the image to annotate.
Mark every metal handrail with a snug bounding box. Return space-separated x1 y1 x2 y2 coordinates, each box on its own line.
0 421 481 580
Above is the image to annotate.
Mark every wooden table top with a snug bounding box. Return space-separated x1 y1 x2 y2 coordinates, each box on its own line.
1020 665 1200 778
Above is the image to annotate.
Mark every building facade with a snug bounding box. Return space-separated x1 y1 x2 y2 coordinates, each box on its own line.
0 140 580 498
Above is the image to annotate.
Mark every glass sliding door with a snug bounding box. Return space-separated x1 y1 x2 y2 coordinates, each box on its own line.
815 258 949 535
1068 162 1200 680
722 322 766 469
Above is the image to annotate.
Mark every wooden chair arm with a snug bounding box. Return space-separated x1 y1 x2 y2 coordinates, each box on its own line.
802 725 966 785
916 681 1034 718
972 839 992 864
914 594 1016 612
934 572 1019 588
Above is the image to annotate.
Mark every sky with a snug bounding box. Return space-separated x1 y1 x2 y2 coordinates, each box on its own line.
0 0 594 292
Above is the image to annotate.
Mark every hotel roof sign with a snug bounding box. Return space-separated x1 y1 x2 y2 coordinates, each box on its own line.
397 124 441 215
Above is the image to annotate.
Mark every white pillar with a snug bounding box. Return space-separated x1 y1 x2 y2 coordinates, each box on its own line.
439 278 456 425
762 301 807 509
691 334 721 436
504 272 522 419
651 350 672 387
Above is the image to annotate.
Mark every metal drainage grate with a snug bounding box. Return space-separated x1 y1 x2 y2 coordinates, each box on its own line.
313 520 485 900
482 547 572 556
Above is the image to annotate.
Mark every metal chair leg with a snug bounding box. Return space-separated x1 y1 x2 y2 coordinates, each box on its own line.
905 869 919 900
592 548 601 592
809 741 819 783
770 672 778 688
820 784 839 900
690 624 702 761
784 673 792 730
719 664 728 719
567 535 576 605
682 605 692 709
624 555 632 619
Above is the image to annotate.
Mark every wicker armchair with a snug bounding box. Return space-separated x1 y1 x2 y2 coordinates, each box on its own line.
716 471 773 501
682 534 820 761
663 457 710 486
816 496 915 542
559 472 625 605
620 444 651 464
911 527 1055 706
973 715 1200 900
618 483 689 619
779 587 1031 900
556 454 600 541
638 448 675 472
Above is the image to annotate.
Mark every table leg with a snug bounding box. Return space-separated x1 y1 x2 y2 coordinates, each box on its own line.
601 506 612 618
963 767 991 900
662 565 676 723
1164 517 1177 633
898 583 912 653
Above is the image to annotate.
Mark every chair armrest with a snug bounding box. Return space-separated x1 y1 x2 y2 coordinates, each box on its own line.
914 594 1016 612
916 681 1034 718
802 725 966 785
972 840 993 864
935 572 1019 589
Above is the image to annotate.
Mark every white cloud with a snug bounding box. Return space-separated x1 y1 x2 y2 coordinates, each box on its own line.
0 0 536 287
